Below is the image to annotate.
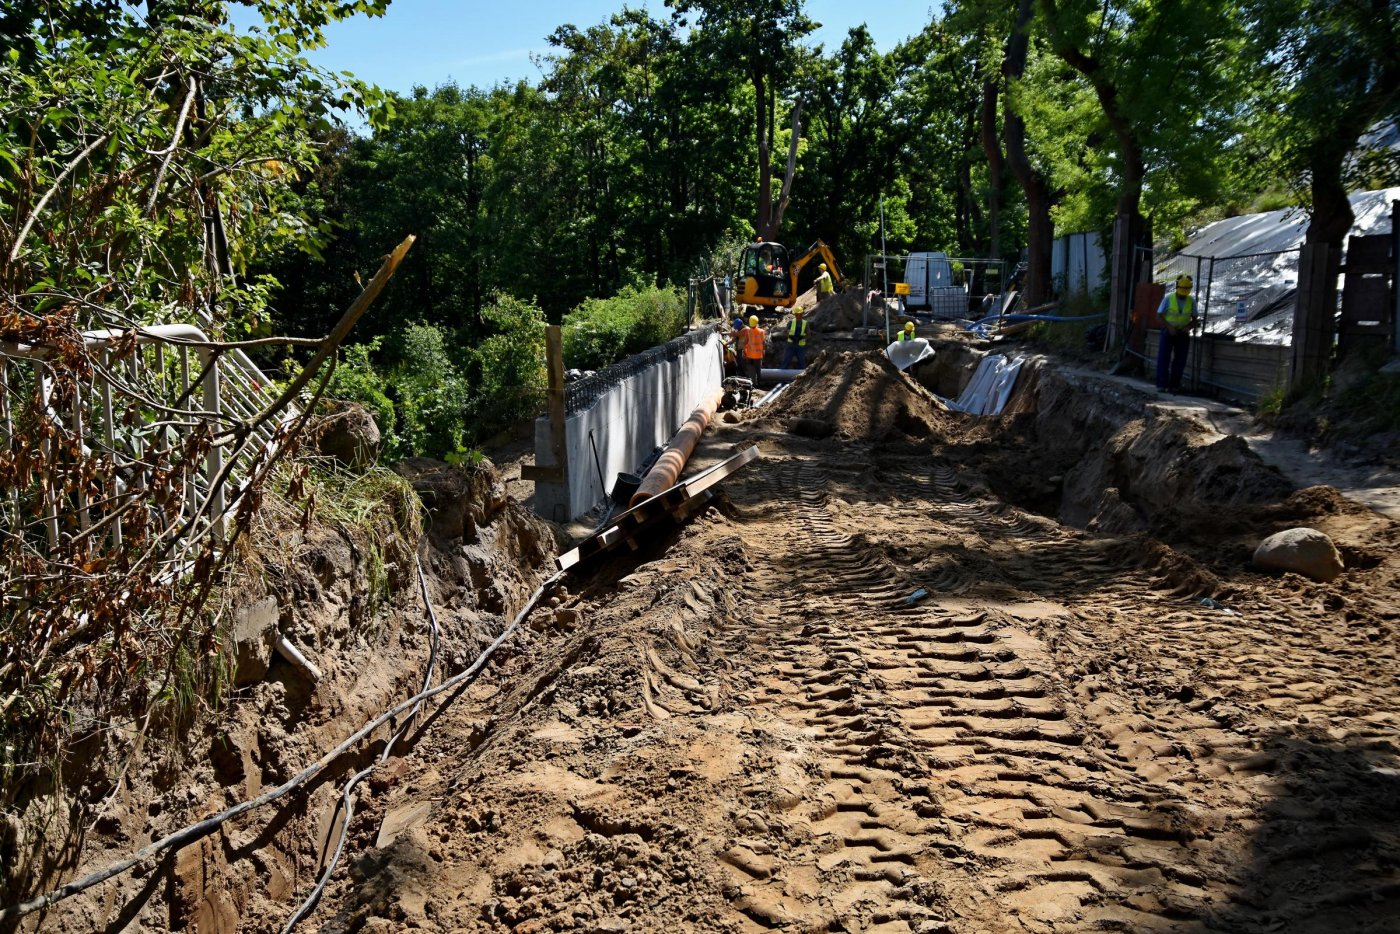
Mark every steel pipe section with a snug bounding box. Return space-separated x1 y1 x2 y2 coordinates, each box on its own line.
630 388 723 506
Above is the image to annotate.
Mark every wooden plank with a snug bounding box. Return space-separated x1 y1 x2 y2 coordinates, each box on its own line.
555 445 763 571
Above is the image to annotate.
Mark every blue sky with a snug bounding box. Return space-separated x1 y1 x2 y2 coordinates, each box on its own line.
237 1 937 95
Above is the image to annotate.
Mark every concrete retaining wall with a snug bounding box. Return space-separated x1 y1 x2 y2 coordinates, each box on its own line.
533 331 725 522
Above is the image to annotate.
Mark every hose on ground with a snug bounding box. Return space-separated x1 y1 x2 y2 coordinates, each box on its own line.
0 567 564 924
278 554 442 932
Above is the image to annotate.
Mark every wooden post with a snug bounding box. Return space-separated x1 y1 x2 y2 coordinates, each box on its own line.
1106 214 1131 349
1291 242 1337 391
1393 200 1399 355
522 324 568 493
546 325 566 473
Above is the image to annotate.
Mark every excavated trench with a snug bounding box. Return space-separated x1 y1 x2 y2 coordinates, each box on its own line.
11 347 1400 933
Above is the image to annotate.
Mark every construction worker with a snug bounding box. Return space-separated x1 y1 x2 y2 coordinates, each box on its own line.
897 321 917 342
782 307 809 369
1156 274 1198 392
739 314 766 383
814 263 834 298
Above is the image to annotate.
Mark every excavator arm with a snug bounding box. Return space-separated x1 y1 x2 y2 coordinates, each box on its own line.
789 239 844 293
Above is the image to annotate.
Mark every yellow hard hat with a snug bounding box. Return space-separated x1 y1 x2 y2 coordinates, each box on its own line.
1175 274 1192 292
904 321 915 332
794 307 805 315
819 263 827 271
748 315 759 326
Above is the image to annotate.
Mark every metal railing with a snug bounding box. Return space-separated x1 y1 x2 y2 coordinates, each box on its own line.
0 324 288 556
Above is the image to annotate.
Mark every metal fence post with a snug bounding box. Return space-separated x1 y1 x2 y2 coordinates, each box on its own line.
201 349 225 543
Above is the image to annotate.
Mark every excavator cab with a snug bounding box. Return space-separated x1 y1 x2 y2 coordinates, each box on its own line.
735 239 843 311
736 241 793 306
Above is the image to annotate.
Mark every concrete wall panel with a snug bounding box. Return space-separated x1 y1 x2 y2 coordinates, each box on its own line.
533 332 724 521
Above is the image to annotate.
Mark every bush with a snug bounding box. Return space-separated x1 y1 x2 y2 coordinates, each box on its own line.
467 293 547 439
389 323 472 460
562 285 687 371
327 339 397 442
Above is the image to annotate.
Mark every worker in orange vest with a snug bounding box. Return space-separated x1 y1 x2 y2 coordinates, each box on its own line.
739 314 766 383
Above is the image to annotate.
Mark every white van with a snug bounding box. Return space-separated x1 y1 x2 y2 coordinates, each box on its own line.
904 252 966 318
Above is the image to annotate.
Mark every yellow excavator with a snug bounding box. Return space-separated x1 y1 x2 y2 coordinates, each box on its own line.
733 239 843 310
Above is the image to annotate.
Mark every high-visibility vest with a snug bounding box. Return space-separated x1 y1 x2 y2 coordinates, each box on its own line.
897 330 915 341
788 319 808 346
742 327 766 359
816 272 833 295
1163 293 1194 328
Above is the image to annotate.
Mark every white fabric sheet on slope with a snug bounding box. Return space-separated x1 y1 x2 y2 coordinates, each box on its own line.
886 338 935 371
945 354 1023 416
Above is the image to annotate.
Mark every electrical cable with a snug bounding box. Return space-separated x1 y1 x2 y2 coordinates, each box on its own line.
278 554 442 932
0 567 563 925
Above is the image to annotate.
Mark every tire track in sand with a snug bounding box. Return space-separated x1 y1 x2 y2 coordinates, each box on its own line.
723 452 1235 933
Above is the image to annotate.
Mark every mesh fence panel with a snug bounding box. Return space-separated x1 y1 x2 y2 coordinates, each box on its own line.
565 325 721 416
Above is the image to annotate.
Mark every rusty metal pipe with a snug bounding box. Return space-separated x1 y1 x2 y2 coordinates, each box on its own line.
630 389 723 506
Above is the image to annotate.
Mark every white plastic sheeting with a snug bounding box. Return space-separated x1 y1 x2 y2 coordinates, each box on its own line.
944 354 1024 416
1156 186 1399 345
886 337 935 371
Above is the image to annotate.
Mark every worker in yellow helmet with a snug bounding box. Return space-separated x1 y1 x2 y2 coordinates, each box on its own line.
1155 274 1199 392
897 320 917 342
782 307 809 369
739 314 767 383
814 262 834 298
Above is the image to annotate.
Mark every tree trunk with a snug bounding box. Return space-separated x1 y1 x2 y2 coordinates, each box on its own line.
1306 151 1355 247
767 99 803 241
754 64 772 239
1005 0 1053 305
979 78 1003 261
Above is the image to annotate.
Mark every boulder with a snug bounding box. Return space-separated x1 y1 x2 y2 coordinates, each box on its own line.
231 595 279 686
317 401 381 470
1252 527 1345 582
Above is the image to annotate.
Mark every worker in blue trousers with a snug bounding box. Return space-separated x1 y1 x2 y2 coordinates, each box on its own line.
781 307 809 369
1156 274 1199 392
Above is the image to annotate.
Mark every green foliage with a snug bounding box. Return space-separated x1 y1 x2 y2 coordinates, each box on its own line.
327 339 396 442
388 323 473 460
468 294 547 441
563 285 687 371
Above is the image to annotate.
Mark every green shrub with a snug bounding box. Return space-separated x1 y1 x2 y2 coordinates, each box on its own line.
562 285 687 371
327 339 397 443
468 293 547 439
390 323 472 460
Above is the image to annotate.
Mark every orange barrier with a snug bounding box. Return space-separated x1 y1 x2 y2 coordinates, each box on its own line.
629 389 724 507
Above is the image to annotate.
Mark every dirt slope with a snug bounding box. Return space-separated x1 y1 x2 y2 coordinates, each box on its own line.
296 353 1400 933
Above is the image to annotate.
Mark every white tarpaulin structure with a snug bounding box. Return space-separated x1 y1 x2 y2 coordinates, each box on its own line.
1156 186 1398 345
944 354 1024 416
886 337 935 371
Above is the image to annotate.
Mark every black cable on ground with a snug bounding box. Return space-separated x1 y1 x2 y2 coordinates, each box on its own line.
278 554 442 932
0 567 564 925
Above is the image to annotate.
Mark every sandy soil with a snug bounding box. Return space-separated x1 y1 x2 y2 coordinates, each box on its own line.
289 350 1400 934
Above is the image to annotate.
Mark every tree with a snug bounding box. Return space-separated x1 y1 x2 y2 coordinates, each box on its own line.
668 0 815 241
1004 0 1055 305
789 26 907 268
1244 0 1400 247
0 0 389 810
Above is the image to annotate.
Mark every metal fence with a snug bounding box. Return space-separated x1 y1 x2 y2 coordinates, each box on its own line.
1128 243 1303 400
1 325 287 555
564 324 722 416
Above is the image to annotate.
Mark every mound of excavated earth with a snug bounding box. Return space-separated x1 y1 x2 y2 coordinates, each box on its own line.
301 351 1400 934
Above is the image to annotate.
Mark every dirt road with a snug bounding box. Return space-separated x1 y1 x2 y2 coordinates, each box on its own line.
321 352 1400 933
